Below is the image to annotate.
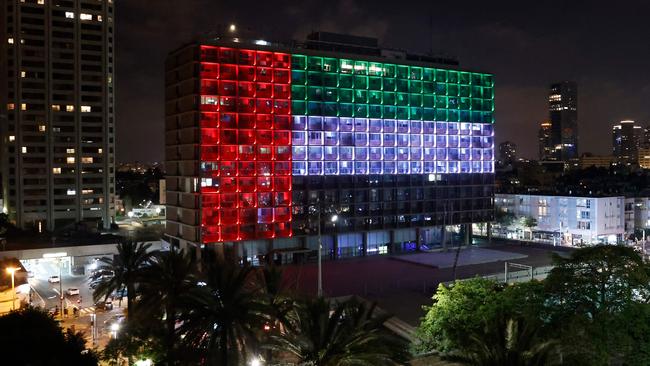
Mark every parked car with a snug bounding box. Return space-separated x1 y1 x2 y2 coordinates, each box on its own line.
66 288 80 296
89 269 114 281
48 275 60 283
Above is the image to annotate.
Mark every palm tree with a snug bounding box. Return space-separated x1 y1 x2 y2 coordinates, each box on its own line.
136 248 197 365
267 297 410 366
178 254 267 365
456 312 560 366
92 241 156 317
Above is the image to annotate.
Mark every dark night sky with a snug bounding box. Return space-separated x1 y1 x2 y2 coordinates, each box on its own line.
115 0 650 163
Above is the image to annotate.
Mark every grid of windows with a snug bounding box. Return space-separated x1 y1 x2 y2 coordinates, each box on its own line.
290 116 494 175
199 46 292 243
290 55 494 123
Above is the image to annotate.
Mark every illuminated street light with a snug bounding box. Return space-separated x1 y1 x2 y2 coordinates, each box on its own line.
331 214 338 223
6 267 17 311
229 24 236 32
249 357 262 366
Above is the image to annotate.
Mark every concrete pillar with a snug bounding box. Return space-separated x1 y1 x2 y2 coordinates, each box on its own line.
487 222 492 244
361 232 368 256
465 223 471 246
389 230 396 254
441 226 448 250
415 227 422 251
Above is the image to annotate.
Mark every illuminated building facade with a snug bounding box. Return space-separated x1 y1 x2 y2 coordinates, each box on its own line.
165 37 495 261
0 0 116 230
612 120 643 165
548 81 578 161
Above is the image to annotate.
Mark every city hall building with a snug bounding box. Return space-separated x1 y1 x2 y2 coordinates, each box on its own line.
164 32 495 263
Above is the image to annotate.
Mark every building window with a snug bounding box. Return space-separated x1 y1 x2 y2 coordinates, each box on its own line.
98 148 103 154
53 168 61 174
20 104 27 111
80 13 92 21
66 105 74 112
7 38 14 44
66 148 75 154
39 125 46 132
7 103 15 110
21 147 27 154
67 189 76 196
8 136 15 142
66 157 75 164
82 157 93 164
65 12 74 19
52 105 60 112
81 106 91 113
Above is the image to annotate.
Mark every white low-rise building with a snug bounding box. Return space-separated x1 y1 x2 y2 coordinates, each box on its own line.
495 194 625 245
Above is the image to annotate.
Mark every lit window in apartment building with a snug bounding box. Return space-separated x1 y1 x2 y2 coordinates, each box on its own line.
67 189 76 196
21 147 27 154
82 157 93 164
39 125 46 132
97 15 103 22
53 168 61 174
81 106 91 113
66 105 75 112
37 0 44 4
82 189 94 194
52 105 60 111
66 157 75 164
98 148 103 154
8 136 15 142
7 38 14 44
66 148 75 154
7 103 15 110
20 104 27 111
20 71 26 78
65 12 74 19
80 13 92 21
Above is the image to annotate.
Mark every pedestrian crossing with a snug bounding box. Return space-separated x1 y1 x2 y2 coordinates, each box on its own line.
79 306 95 316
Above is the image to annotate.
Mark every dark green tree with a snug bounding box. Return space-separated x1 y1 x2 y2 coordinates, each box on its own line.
267 297 409 366
544 245 650 364
456 311 560 366
178 255 267 365
136 248 197 365
0 307 98 365
92 241 157 316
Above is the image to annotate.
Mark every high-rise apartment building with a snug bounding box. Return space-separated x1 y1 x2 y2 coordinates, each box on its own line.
0 0 115 231
498 141 516 165
538 121 552 160
164 34 495 261
612 120 643 165
548 81 578 161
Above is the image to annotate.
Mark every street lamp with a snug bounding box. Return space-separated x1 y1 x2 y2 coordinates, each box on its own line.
6 267 17 311
229 24 236 32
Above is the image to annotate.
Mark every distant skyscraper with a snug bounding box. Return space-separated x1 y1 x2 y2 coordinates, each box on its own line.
499 141 517 165
612 120 643 165
548 81 578 161
0 1 115 230
538 121 553 160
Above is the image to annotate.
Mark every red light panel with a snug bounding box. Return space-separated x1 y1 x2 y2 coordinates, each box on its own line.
199 46 292 243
